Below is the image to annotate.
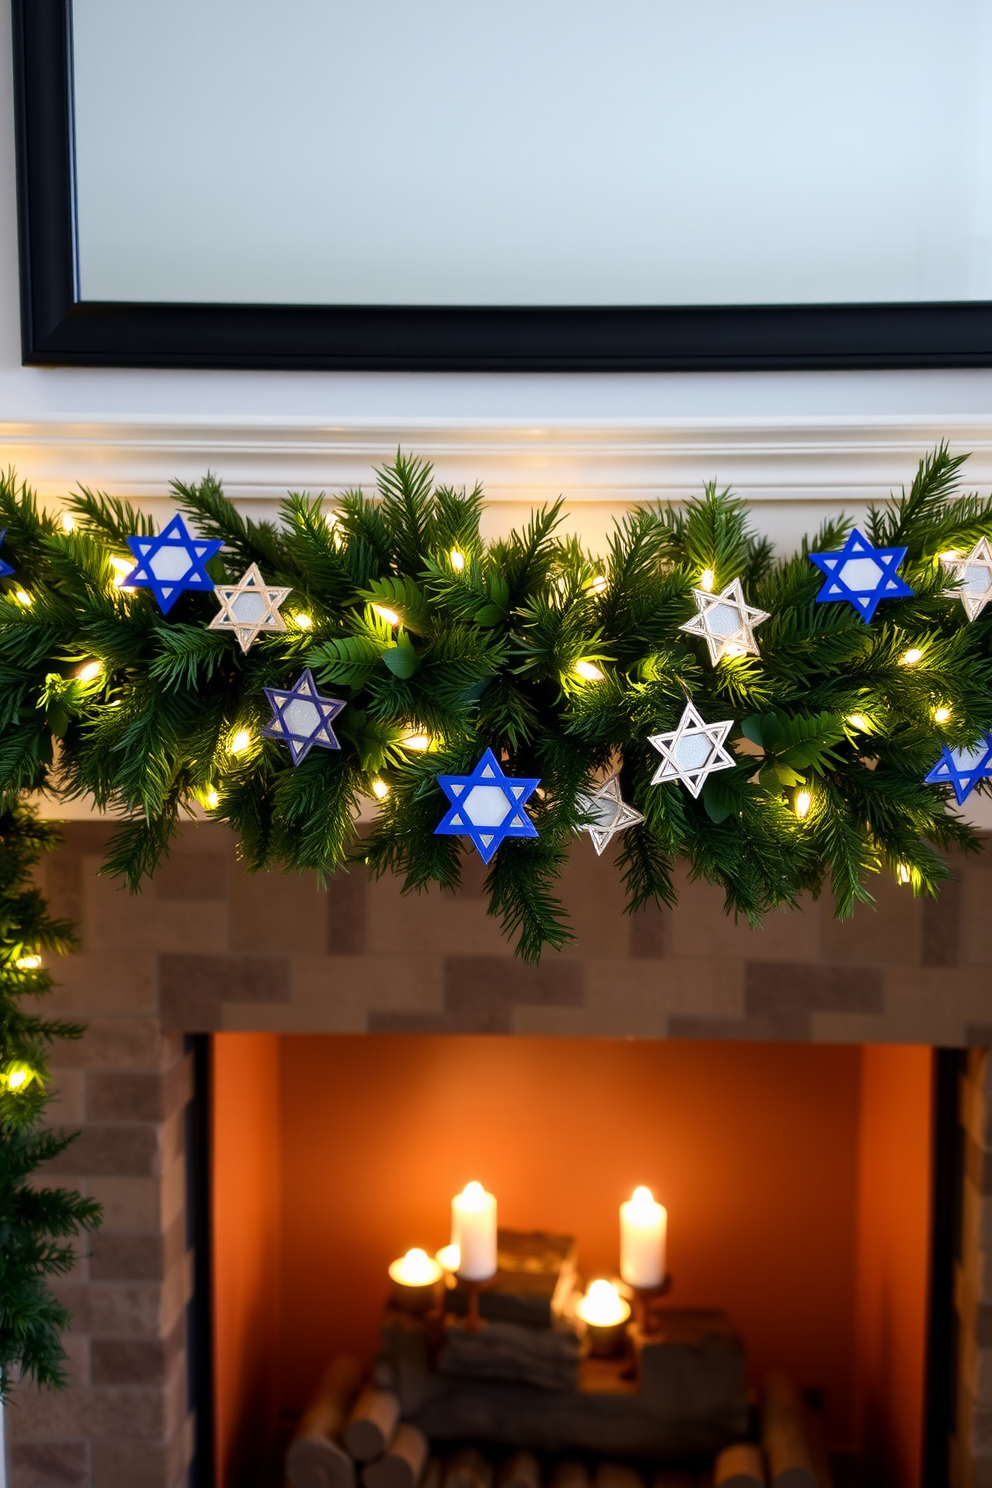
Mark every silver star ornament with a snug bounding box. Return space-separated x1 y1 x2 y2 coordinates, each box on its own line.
679 578 770 665
576 774 644 855
648 702 736 798
941 537 992 621
209 564 292 652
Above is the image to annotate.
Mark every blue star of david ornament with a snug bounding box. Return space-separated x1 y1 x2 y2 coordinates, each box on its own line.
434 748 540 863
809 528 913 623
261 669 346 765
123 515 223 613
924 734 992 805
0 530 13 580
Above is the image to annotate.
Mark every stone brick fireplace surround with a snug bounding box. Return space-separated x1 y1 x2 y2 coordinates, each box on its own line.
6 819 992 1488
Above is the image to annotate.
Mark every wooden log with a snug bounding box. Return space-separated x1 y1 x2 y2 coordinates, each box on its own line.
444 1448 495 1488
714 1444 766 1487
286 1355 364 1488
363 1425 430 1488
761 1373 816 1488
550 1463 590 1488
345 1388 402 1462
498 1452 541 1488
595 1464 643 1488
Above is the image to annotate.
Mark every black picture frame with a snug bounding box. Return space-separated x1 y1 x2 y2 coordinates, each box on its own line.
14 0 992 374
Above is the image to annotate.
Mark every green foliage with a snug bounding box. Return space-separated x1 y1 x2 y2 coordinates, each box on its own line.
0 806 101 1399
1 448 991 961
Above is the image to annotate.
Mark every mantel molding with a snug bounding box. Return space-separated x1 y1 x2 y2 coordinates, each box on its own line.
2 414 992 516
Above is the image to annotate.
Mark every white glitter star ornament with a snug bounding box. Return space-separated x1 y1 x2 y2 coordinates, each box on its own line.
648 702 736 798
679 578 770 665
576 774 644 855
941 538 992 620
209 564 292 652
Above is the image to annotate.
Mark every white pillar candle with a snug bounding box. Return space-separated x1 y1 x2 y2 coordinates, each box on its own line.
451 1180 498 1280
619 1185 667 1288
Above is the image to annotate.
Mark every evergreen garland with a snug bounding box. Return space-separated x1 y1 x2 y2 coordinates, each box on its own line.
0 806 101 1398
0 444 991 961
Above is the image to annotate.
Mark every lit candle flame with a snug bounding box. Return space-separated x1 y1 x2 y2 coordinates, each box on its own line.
388 1247 442 1287
577 1279 631 1327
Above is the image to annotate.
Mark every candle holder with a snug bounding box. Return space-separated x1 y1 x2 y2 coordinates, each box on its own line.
629 1274 673 1336
457 1273 497 1331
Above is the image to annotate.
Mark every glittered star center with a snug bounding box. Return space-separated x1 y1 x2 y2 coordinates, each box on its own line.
261 669 346 765
210 564 291 652
434 748 540 863
576 774 644 855
942 538 992 620
679 579 769 665
925 733 992 805
124 515 223 614
809 528 913 624
648 702 736 798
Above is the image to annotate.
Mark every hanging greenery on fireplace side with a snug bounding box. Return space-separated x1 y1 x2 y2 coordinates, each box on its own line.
0 806 101 1397
0 444 991 961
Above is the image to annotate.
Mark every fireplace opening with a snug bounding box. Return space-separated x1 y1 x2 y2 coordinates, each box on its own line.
205 1033 943 1488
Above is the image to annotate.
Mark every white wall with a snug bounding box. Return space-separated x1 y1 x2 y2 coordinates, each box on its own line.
3 0 992 554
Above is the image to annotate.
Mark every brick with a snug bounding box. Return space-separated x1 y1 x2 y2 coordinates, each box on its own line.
45 853 84 930
159 953 289 1028
229 862 327 955
364 876 506 959
52 1281 162 1337
629 902 666 958
8 1440 89 1488
9 1384 168 1440
968 1136 992 1198
745 961 884 1033
42 953 157 1016
60 823 116 856
46 1124 159 1178
326 868 368 954
87 1177 161 1233
584 957 741 1036
819 874 922 964
154 852 227 900
85 869 227 954
55 1017 163 1071
91 1420 193 1488
91 1316 184 1386
90 1231 165 1282
87 1059 190 1123
47 1067 85 1125
923 877 962 966
439 955 584 1032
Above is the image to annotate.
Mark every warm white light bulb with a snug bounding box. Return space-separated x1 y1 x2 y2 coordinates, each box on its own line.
6 1068 28 1090
402 733 431 752
60 511 75 533
230 729 251 756
847 714 868 731
587 574 608 595
294 613 312 629
77 661 102 682
901 648 923 666
700 568 715 592
204 788 220 811
373 604 400 626
450 549 466 572
109 556 133 574
795 790 812 819
897 863 911 885
14 590 32 606
371 779 389 801
574 660 605 682
15 955 41 970
933 706 951 723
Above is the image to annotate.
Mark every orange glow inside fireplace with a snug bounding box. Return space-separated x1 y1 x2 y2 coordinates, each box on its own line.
212 1035 932 1487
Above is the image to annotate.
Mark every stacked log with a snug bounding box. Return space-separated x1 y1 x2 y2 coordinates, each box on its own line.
286 1356 364 1488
